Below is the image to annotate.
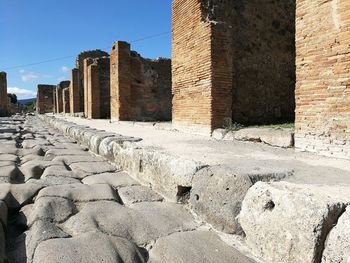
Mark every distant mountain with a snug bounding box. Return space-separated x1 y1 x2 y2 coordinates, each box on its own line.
18 98 36 105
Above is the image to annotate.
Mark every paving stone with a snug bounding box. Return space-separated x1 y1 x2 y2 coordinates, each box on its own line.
33 232 146 263
322 206 350 263
27 197 77 226
119 185 164 205
28 176 81 187
0 153 19 162
240 182 349 263
190 165 252 234
0 161 13 167
45 149 88 157
22 139 51 149
21 154 44 164
69 161 118 178
82 172 139 188
26 220 70 262
0 164 22 183
63 201 197 246
149 230 255 263
0 183 43 209
52 155 105 166
36 183 119 203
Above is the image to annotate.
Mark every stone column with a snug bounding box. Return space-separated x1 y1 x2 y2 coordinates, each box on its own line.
83 58 94 117
110 41 131 121
62 88 70 114
0 72 8 114
36 85 55 114
87 63 100 119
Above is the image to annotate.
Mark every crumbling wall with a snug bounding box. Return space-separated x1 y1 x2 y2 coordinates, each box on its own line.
56 81 70 114
36 84 55 114
0 72 8 116
85 57 110 119
76 50 109 113
62 88 70 114
110 41 172 121
295 0 350 159
172 0 295 134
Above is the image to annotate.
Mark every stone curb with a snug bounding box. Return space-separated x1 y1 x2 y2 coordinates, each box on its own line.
38 114 206 201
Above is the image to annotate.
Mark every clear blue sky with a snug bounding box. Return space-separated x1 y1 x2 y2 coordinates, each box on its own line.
0 0 172 99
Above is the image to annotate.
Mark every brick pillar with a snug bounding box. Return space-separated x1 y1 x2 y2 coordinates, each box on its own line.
56 86 63 113
83 58 94 117
87 63 101 119
110 41 131 121
70 68 80 113
62 88 70 114
172 0 233 135
0 72 8 113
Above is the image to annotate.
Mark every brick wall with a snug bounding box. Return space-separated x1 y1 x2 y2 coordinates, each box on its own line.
110 41 172 121
85 57 111 119
69 68 80 113
36 85 55 114
76 50 109 112
172 0 295 134
295 0 350 159
0 72 8 116
62 88 70 114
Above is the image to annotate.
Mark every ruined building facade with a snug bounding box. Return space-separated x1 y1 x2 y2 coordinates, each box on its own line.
172 0 296 134
295 0 350 159
110 41 172 121
0 72 8 116
54 81 70 114
73 50 109 114
36 85 55 114
84 57 111 119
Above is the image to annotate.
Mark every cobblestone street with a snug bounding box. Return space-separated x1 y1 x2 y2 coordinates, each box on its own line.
0 115 256 263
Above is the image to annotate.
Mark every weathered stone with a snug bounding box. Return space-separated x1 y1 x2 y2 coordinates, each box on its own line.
63 201 197 245
0 153 19 162
45 148 88 157
149 231 255 263
0 183 43 209
322 207 350 263
190 165 252 234
82 172 139 188
28 176 81 187
233 128 294 148
33 232 146 263
240 182 349 263
0 164 22 183
36 184 119 203
27 197 77 226
22 139 51 149
119 185 164 205
52 155 105 165
27 220 70 262
69 161 118 178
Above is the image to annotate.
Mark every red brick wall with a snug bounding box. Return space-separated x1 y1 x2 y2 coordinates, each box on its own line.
36 85 55 114
172 0 295 134
295 0 350 159
110 41 172 121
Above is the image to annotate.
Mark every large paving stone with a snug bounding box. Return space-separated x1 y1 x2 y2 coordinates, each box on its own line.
28 176 81 187
0 164 22 183
27 197 77 226
190 165 252 234
240 182 349 263
36 183 119 203
119 185 164 205
53 155 105 166
0 183 43 209
63 201 197 246
33 232 146 263
26 220 70 262
322 206 350 263
45 149 88 157
149 230 255 263
82 172 139 188
69 161 118 178
0 153 19 163
22 139 51 149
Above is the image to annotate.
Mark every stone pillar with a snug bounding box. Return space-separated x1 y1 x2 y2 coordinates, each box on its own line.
83 58 94 117
110 41 131 121
56 81 70 114
62 88 70 114
87 63 100 119
69 68 80 113
295 0 350 159
36 85 55 114
0 72 8 115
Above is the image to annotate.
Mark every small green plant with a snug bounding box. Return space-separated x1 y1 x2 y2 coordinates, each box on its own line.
223 118 245 133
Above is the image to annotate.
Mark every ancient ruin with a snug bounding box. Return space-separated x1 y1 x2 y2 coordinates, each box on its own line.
69 68 80 113
36 84 55 114
62 87 70 114
0 72 8 116
110 41 172 121
172 0 295 134
295 0 350 159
